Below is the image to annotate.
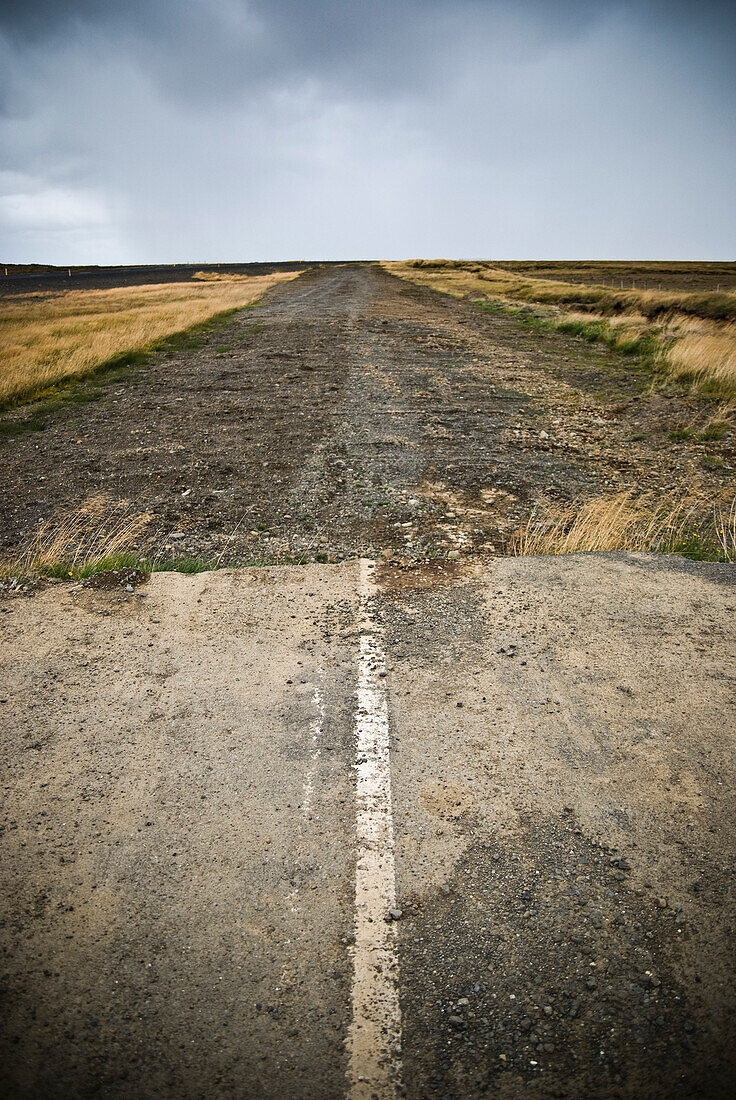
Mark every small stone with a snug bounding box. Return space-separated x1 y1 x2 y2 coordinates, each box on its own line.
388 908 403 921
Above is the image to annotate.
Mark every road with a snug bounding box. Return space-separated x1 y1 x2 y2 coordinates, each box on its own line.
1 266 735 1098
2 264 731 561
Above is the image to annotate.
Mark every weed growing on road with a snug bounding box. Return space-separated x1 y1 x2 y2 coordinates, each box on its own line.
0 495 151 582
0 495 358 587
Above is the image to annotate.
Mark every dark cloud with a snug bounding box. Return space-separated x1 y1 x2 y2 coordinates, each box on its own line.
0 1 734 261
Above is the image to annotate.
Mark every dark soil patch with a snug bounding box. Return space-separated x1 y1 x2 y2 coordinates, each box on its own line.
82 568 149 590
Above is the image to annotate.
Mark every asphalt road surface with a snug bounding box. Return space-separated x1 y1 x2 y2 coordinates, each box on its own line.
2 553 735 1099
1 265 735 1099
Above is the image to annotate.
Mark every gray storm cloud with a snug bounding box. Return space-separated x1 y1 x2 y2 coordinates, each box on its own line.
0 0 734 262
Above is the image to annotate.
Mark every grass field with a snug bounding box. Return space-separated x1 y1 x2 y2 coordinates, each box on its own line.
0 270 299 407
385 260 736 398
493 260 736 293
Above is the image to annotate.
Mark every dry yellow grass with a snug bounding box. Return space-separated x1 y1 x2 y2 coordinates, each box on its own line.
0 495 151 581
384 261 736 396
386 260 736 320
511 491 736 562
191 270 257 281
665 324 736 390
0 494 335 583
0 271 300 406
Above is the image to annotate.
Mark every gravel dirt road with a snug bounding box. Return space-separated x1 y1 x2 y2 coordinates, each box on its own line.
1 264 732 562
1 265 735 1098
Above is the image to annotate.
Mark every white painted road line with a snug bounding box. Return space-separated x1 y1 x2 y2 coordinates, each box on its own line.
347 559 403 1100
302 676 324 820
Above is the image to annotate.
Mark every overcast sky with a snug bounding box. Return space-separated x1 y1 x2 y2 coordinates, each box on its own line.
0 0 734 263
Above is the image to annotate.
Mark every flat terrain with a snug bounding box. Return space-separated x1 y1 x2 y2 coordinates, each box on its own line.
1 264 735 1098
0 262 320 297
1 265 733 563
493 261 736 293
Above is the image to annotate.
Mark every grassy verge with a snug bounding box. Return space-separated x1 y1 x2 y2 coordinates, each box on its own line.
3 492 734 592
476 299 660 362
0 496 348 589
0 306 252 437
511 491 736 562
384 261 736 400
0 271 300 409
392 259 736 322
1 550 353 590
